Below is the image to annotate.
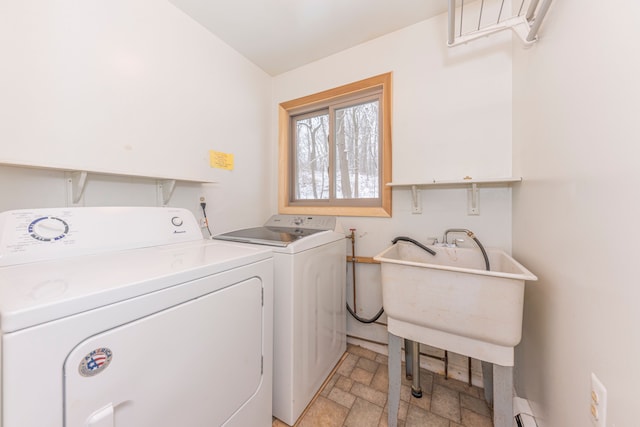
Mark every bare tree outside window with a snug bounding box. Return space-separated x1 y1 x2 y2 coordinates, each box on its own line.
335 100 380 200
294 113 329 200
292 94 381 204
278 72 392 217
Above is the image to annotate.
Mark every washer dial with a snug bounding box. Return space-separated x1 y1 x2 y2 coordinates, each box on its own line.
28 216 69 242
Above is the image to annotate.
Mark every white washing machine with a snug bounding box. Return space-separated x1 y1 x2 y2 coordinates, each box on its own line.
213 215 346 426
0 207 273 427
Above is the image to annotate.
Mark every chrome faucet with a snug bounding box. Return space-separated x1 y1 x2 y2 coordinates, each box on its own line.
442 229 491 271
443 228 476 245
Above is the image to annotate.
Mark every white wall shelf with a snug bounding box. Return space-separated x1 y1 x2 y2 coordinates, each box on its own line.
387 177 522 188
0 161 215 206
387 177 522 215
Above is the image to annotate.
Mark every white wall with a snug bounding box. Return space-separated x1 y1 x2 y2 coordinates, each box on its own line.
512 1 640 426
0 0 273 232
8 4 623 420
273 10 514 380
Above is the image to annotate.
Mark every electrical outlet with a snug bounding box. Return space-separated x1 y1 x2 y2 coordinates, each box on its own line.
590 373 607 427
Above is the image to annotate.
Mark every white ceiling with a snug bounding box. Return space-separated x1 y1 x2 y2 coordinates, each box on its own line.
169 0 449 76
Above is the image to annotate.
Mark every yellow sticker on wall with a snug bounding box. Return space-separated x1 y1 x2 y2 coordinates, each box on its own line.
209 150 234 170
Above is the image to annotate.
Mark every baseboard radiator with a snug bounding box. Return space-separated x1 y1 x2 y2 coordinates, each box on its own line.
514 397 538 427
515 413 538 427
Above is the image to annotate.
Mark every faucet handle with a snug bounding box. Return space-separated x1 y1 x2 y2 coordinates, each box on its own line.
453 238 465 247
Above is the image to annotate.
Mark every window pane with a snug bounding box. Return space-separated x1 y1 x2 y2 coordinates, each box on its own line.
294 113 329 200
334 100 380 199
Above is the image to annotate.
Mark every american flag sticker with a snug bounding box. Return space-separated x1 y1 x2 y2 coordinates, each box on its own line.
79 348 113 377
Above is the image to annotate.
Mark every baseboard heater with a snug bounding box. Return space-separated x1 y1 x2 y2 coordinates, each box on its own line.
514 397 538 427
515 413 537 427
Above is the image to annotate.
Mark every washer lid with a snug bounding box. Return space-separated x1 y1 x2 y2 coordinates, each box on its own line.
213 226 324 247
0 240 272 333
212 214 343 248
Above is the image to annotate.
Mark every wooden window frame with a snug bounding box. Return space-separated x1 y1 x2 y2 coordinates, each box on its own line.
278 72 392 217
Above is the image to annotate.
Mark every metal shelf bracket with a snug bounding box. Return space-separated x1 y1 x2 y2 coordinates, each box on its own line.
411 185 422 214
65 171 88 206
467 183 480 215
157 179 177 206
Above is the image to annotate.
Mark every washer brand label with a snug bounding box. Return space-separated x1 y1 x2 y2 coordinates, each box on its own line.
79 348 113 377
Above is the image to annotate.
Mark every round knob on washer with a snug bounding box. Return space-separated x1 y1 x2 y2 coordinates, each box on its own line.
171 216 183 227
29 217 69 241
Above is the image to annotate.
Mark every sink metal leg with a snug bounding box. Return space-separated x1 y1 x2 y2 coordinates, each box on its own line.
493 364 514 427
403 339 423 398
481 361 514 427
481 361 493 407
404 339 413 380
388 332 402 427
410 341 422 397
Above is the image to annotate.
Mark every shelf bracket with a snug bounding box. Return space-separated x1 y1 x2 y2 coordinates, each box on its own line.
411 185 422 214
156 179 176 206
467 183 480 215
65 171 88 206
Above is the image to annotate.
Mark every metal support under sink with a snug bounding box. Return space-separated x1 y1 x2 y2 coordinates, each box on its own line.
404 339 422 398
376 240 537 427
404 340 452 398
390 333 514 427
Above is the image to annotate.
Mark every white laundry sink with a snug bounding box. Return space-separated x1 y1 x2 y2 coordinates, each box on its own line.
374 242 537 366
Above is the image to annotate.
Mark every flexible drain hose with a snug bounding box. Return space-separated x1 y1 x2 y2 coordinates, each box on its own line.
444 229 490 271
346 303 385 324
391 236 437 256
471 236 490 271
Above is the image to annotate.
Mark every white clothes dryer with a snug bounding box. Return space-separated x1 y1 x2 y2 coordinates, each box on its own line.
214 215 346 426
0 207 273 427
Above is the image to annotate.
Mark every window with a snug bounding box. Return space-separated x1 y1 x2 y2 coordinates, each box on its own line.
278 73 392 217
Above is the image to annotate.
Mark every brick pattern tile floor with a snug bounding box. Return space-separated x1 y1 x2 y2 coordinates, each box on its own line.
273 344 493 427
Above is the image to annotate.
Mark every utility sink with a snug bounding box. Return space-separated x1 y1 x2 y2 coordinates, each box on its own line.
374 242 537 366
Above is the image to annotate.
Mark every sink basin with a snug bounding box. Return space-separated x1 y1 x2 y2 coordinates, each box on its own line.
374 242 537 366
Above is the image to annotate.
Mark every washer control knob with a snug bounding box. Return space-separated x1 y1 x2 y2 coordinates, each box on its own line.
28 216 69 242
171 216 183 227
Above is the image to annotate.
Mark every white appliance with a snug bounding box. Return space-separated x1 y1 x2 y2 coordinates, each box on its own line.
214 215 346 426
0 207 273 427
